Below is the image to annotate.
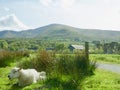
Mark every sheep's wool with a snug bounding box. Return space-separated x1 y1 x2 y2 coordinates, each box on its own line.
8 67 46 86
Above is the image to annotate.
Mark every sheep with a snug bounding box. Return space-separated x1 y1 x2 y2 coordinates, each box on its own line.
8 67 46 87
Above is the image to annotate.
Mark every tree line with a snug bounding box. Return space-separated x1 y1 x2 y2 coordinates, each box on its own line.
93 41 120 54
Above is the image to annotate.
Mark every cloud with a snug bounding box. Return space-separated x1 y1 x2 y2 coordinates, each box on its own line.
0 7 10 12
103 0 120 8
1 0 120 30
0 14 29 31
39 0 76 8
39 0 53 6
60 0 76 8
4 7 10 11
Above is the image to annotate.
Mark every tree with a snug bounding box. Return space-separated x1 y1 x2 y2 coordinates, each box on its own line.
55 44 65 51
0 40 8 50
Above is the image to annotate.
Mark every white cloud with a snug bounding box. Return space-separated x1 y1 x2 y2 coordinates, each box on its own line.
39 0 53 6
103 0 120 9
0 14 29 31
1 0 120 31
4 7 10 11
39 0 76 8
60 0 76 8
0 7 10 12
37 0 120 30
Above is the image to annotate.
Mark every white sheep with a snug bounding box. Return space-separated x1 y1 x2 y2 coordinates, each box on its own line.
8 67 46 87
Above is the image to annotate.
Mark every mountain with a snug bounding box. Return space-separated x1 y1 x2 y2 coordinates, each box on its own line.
0 14 29 31
0 24 120 41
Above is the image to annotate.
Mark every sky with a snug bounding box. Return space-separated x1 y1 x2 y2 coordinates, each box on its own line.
0 0 120 31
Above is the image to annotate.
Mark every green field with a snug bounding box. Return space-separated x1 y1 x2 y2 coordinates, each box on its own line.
90 54 120 64
0 66 44 90
82 69 120 90
0 51 94 90
0 52 120 90
0 67 120 90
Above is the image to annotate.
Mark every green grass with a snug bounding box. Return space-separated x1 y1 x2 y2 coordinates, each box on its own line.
1 52 119 90
1 67 120 90
0 66 45 90
0 51 95 90
0 51 30 67
82 69 120 90
90 54 120 64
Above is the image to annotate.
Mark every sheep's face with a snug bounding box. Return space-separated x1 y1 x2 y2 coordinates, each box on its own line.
8 67 21 80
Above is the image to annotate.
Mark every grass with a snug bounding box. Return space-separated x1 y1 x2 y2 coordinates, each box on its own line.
0 51 30 67
90 54 120 64
0 66 45 90
0 67 120 90
0 51 96 90
17 51 95 89
1 51 119 90
82 69 120 90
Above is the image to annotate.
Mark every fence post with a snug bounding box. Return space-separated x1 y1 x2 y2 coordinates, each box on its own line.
85 42 89 60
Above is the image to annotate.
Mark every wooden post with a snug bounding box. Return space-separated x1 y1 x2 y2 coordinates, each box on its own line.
85 42 89 60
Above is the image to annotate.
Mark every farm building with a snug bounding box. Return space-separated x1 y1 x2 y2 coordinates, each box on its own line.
46 47 55 51
68 45 84 52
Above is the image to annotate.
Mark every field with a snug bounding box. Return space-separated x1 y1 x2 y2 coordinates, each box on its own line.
0 67 120 90
0 51 95 90
0 51 120 90
82 69 120 90
90 54 120 64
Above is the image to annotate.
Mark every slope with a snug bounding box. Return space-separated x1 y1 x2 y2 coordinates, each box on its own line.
0 24 119 41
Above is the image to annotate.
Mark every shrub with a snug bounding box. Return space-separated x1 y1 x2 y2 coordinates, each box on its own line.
0 51 30 67
18 51 96 89
33 50 54 72
57 54 74 75
17 50 56 73
0 51 14 67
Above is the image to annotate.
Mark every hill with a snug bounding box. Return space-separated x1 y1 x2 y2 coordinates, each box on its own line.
0 24 120 41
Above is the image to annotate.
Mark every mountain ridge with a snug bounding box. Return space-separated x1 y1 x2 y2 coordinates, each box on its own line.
0 24 120 41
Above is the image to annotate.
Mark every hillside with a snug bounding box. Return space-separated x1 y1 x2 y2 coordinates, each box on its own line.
0 24 120 41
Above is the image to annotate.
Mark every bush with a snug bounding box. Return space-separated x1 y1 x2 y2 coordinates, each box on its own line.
57 54 74 75
0 51 14 67
0 51 30 67
17 51 96 89
57 53 96 83
17 50 56 73
33 50 55 73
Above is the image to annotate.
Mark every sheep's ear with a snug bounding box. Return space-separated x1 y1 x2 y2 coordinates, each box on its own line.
18 67 22 71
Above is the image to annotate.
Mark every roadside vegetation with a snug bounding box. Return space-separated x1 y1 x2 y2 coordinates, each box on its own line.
82 69 120 90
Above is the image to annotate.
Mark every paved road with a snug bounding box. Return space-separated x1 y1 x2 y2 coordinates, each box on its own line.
97 63 120 73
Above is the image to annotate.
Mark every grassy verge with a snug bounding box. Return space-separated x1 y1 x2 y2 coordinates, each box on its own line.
90 54 120 64
82 69 120 90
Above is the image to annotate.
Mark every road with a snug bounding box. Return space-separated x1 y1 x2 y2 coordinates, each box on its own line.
97 63 120 73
